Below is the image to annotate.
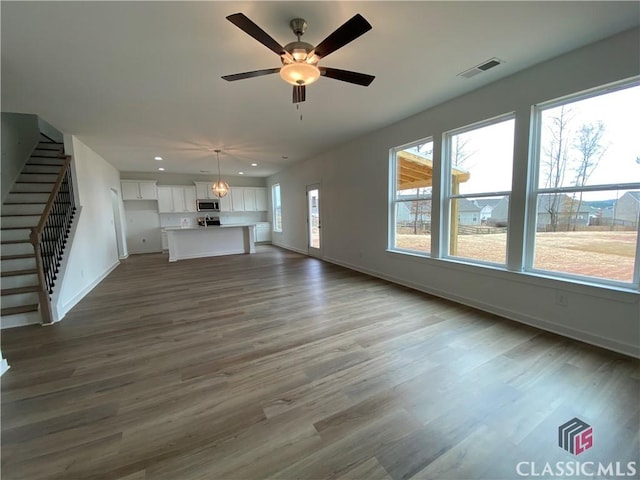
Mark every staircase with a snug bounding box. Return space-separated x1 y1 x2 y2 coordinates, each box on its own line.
1 134 73 327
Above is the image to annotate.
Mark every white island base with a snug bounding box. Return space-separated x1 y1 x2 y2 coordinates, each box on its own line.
166 224 256 262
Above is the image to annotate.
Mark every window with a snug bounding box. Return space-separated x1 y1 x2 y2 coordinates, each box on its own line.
529 81 640 285
272 183 282 232
391 139 434 254
444 116 515 265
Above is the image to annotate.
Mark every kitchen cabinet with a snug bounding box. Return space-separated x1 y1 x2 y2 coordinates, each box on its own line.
255 222 271 243
231 188 245 212
195 182 214 199
157 186 197 213
193 184 268 212
243 187 267 211
219 193 232 212
121 180 157 200
157 187 174 212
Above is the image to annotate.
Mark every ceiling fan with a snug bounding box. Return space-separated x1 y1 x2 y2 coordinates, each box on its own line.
221 12 375 103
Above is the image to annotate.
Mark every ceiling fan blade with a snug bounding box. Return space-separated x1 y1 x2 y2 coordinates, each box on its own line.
320 67 375 86
226 13 285 56
293 85 306 103
313 14 372 60
221 68 281 82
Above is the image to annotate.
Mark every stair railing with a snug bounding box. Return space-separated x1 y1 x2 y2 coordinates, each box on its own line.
29 155 76 325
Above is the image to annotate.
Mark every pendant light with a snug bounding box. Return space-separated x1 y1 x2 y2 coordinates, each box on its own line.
211 149 230 198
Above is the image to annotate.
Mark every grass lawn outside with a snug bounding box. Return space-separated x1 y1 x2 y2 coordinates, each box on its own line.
395 231 637 283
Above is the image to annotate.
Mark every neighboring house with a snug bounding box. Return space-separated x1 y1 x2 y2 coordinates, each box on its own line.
536 193 592 230
614 191 640 227
490 197 509 226
457 198 482 225
474 198 501 223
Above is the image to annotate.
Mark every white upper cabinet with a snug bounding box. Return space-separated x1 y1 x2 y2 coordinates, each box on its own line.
169 183 267 212
219 193 232 212
121 180 158 200
255 187 268 211
243 188 258 211
242 187 268 211
195 182 213 199
231 188 245 211
157 187 174 212
157 186 197 213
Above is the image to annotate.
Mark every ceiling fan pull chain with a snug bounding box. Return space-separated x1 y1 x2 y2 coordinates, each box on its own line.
297 102 303 121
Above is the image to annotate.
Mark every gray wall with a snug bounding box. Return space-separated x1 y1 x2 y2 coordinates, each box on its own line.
120 171 267 188
268 28 640 357
1 113 39 203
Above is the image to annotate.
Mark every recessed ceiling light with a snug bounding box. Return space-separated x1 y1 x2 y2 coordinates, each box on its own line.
238 172 244 175
251 163 258 167
158 167 165 171
154 156 163 161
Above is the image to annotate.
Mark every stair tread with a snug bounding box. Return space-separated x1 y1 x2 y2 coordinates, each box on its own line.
1 214 42 217
1 285 39 295
0 269 37 277
3 202 47 205
0 226 33 230
1 304 39 316
0 239 31 245
1 253 35 260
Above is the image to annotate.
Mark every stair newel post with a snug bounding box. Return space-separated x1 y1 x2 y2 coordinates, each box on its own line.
29 228 53 325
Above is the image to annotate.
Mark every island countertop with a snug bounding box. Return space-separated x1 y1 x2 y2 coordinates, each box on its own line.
164 223 256 231
165 224 256 261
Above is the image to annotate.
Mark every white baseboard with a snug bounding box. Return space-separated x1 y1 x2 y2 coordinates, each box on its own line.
56 260 120 321
323 255 640 359
271 241 308 256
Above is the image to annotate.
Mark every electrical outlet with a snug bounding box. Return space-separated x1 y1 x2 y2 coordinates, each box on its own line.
555 292 569 307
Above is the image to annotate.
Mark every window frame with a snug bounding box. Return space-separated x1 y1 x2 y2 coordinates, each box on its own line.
442 113 516 267
389 137 435 256
272 183 282 232
525 78 640 288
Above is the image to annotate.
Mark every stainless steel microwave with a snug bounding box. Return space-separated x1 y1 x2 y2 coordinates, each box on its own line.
196 199 220 212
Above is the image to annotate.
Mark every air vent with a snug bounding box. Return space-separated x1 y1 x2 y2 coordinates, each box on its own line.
458 57 504 79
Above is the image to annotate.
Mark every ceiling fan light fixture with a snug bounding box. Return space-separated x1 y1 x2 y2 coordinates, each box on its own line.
279 62 321 86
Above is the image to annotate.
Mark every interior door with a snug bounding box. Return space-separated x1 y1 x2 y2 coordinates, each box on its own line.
306 184 322 257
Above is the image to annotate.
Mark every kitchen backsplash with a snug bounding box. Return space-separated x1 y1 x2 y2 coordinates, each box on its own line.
160 211 267 228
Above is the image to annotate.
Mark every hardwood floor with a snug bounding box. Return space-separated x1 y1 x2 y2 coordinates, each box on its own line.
1 246 638 480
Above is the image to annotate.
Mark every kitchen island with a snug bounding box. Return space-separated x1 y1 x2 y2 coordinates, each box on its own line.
165 224 256 262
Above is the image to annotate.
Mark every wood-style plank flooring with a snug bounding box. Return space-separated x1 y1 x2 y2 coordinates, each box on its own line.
1 246 639 479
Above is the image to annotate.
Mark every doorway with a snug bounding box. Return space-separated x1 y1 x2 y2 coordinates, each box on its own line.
306 184 322 257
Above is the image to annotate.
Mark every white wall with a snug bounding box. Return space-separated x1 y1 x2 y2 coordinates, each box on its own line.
268 28 640 357
56 136 122 319
1 112 39 203
121 171 267 188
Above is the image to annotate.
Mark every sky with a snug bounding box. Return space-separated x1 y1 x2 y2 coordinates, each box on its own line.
402 82 640 202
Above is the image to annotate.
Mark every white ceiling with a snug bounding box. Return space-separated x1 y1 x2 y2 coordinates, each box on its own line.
2 1 638 178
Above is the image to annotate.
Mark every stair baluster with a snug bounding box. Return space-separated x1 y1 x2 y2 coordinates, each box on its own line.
30 156 76 324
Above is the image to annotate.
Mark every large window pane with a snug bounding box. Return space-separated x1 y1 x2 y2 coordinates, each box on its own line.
446 117 514 264
451 118 514 195
532 81 640 285
532 190 638 283
538 85 640 189
272 184 282 232
450 196 509 264
393 140 433 254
